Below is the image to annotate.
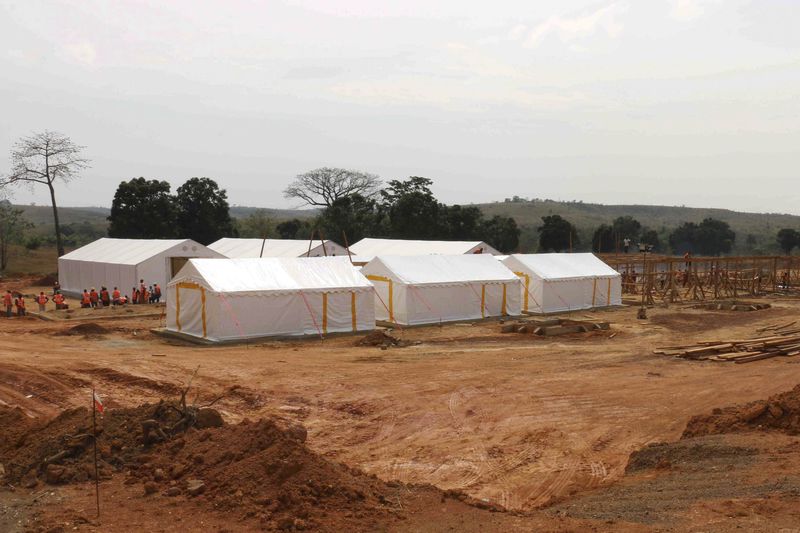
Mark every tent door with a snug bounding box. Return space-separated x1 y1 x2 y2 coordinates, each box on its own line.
175 282 207 338
170 257 190 278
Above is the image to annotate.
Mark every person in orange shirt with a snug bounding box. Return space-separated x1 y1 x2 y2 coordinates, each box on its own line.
81 290 92 308
3 290 13 318
36 292 49 312
53 292 67 310
153 284 162 303
89 288 99 308
112 287 121 306
15 294 26 316
142 286 150 305
100 287 110 307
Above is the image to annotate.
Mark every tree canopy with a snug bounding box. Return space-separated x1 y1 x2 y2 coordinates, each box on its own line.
538 215 577 252
668 218 735 255
174 178 236 245
284 167 381 207
777 228 800 255
108 178 177 238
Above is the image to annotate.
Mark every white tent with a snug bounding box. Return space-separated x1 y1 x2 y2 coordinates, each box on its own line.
209 238 348 258
166 257 375 341
502 253 622 314
349 238 500 264
58 238 223 299
360 255 521 326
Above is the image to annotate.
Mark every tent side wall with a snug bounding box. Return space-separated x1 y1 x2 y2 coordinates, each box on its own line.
58 258 136 297
540 276 621 313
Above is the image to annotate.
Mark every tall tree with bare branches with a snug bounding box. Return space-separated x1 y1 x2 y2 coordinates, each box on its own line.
284 167 381 207
1 131 90 256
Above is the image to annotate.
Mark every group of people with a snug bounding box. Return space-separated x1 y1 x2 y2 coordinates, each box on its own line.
79 280 161 309
3 290 28 317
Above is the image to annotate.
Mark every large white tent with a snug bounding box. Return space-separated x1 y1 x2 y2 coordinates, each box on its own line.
349 238 500 264
166 257 375 341
502 253 622 314
58 238 223 299
209 238 348 258
360 254 520 326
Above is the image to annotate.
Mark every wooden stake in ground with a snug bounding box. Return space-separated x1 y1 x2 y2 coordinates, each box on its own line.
91 387 101 518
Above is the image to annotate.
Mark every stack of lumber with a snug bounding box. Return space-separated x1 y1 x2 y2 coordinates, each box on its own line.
654 323 800 364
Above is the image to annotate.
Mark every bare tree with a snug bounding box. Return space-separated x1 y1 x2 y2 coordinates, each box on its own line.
284 167 381 207
1 131 90 256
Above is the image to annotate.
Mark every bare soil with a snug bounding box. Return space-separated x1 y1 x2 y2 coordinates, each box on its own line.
2 284 800 531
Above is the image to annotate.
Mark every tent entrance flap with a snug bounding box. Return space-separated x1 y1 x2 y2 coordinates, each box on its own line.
366 275 394 322
170 257 190 278
175 282 207 338
514 272 531 312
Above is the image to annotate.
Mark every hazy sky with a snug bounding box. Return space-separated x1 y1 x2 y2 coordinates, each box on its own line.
1 0 799 213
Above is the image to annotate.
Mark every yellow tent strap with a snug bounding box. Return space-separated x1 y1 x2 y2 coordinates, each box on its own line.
592 278 597 307
322 293 328 335
514 272 530 312
501 284 507 316
607 278 612 305
481 284 486 318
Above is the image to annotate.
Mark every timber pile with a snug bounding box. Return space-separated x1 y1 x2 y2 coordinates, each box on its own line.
501 317 610 337
654 325 800 364
692 300 771 311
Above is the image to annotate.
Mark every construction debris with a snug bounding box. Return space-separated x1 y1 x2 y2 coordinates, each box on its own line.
654 327 800 363
692 300 771 312
501 317 610 337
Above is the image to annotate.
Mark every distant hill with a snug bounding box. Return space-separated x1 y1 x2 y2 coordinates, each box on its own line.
11 200 798 254
476 199 800 254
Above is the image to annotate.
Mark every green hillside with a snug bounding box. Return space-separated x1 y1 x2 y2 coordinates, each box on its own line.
477 199 800 254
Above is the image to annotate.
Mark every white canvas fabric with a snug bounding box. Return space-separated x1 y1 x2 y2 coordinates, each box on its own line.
349 238 500 263
502 253 622 314
209 238 348 258
166 257 375 341
58 238 223 300
360 255 521 325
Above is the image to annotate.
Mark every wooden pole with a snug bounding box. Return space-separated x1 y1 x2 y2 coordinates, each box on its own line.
342 231 353 264
92 387 100 518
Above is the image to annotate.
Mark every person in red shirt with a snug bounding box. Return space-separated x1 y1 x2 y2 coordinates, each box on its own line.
81 290 91 308
15 294 26 316
36 292 49 312
112 287 121 305
100 287 110 307
3 290 12 318
139 280 146 304
153 284 162 303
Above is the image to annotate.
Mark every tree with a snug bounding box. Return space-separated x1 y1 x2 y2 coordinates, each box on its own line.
174 177 236 244
479 215 520 253
107 178 177 238
538 215 577 252
318 194 380 244
380 177 446 239
591 224 615 253
238 210 277 239
612 216 641 244
284 167 381 207
668 218 735 256
639 228 662 252
276 218 312 239
777 228 800 254
0 202 31 271
2 131 89 256
444 205 483 240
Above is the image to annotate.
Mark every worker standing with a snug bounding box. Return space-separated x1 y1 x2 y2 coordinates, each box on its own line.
36 292 49 312
153 283 162 303
53 292 67 310
15 294 26 316
139 279 146 304
4 290 13 318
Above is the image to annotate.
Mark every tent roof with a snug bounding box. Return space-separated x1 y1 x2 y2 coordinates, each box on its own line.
505 253 619 280
172 257 372 293
60 238 214 266
208 238 339 258
350 238 498 261
365 254 517 285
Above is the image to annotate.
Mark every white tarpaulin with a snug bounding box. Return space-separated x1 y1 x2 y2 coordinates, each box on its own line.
349 238 500 264
166 257 375 341
209 238 348 258
502 253 622 314
58 238 223 300
360 255 520 325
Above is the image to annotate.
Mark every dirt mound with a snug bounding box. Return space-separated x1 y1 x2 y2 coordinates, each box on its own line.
0 403 416 531
626 440 757 473
34 274 58 286
683 384 800 438
59 323 110 337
